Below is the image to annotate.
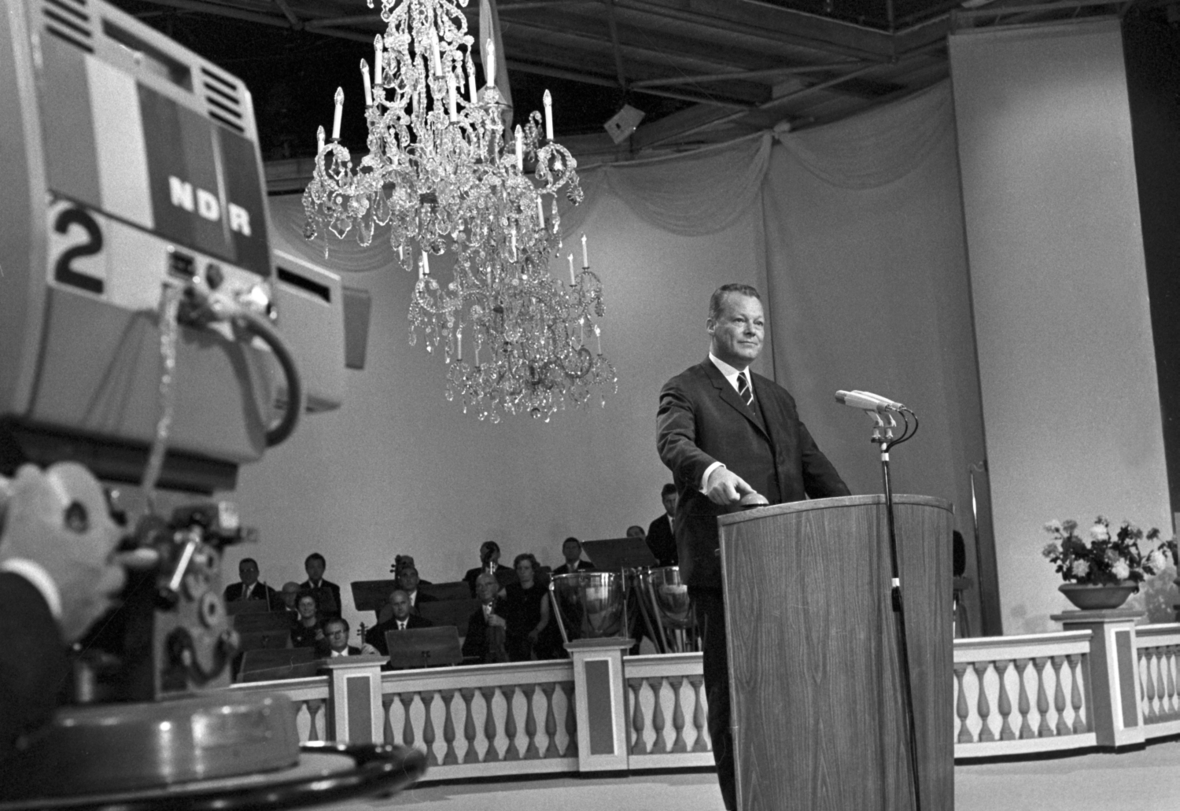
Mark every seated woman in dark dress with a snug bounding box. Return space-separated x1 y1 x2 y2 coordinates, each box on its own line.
501 553 554 661
290 591 325 650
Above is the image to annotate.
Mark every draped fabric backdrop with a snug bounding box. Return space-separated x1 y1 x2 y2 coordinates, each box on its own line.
242 83 989 636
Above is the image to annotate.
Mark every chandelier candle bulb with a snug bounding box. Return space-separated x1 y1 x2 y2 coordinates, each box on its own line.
543 90 553 140
431 28 443 75
515 126 523 172
581 234 588 269
361 59 372 107
447 74 458 121
331 87 343 141
486 40 495 88
466 54 478 104
568 253 575 285
537 197 544 228
374 36 383 87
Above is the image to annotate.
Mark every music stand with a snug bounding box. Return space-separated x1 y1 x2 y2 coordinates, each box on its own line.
417 599 480 637
384 627 464 670
582 537 657 570
351 579 399 622
237 647 318 682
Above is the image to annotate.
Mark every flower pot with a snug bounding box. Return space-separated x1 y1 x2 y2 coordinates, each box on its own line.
1058 582 1136 611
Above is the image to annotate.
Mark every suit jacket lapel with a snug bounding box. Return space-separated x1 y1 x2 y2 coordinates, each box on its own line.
702 360 769 439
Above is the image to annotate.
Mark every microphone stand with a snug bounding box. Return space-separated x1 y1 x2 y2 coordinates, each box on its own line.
869 410 922 811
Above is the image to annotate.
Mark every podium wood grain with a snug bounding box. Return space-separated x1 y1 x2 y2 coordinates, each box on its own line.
719 494 953 811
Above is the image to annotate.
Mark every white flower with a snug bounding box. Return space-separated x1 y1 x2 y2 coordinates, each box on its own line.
1071 560 1091 578
1090 523 1110 542
1147 550 1169 573
1111 559 1131 580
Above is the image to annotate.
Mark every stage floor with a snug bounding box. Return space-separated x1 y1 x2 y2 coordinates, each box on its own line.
324 739 1180 811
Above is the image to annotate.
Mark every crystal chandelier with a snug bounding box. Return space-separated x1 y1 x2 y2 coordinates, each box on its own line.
301 0 615 422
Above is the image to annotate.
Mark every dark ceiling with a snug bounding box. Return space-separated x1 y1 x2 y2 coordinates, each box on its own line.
109 0 1159 183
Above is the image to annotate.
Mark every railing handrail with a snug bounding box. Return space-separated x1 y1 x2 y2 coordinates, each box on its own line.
954 630 1091 662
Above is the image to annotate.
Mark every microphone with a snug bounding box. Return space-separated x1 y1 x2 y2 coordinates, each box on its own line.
835 390 907 412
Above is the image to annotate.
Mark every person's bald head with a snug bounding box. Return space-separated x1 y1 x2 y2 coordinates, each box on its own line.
388 589 412 621
280 581 301 609
475 573 499 604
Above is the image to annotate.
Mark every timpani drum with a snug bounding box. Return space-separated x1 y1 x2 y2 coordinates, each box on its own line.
549 571 626 642
641 566 697 653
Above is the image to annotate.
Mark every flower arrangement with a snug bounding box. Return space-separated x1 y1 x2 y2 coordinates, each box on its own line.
1042 517 1173 588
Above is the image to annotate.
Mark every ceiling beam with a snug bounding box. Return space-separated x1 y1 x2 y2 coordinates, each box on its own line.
630 60 865 88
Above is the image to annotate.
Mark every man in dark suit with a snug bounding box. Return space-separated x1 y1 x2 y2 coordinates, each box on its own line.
645 484 680 567
657 283 849 811
301 552 343 618
462 573 509 664
551 537 598 576
364 589 433 655
223 558 280 608
463 541 517 596
397 566 437 616
321 617 379 658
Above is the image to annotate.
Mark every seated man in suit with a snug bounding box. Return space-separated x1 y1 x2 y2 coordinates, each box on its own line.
364 589 433 655
625 525 646 539
320 617 378 658
391 554 433 585
223 558 280 608
300 552 342 618
279 581 302 616
463 541 517 596
645 484 679 567
552 537 597 576
397 566 436 615
462 573 509 664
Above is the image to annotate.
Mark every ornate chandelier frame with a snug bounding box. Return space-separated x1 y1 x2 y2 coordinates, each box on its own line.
302 0 616 422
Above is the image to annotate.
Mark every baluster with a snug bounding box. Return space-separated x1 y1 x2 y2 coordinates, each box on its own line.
522 684 541 759
954 662 972 744
460 688 479 764
541 683 560 758
307 699 324 742
422 691 438 766
441 689 458 765
400 694 416 749
503 686 520 761
972 661 995 742
480 686 501 762
382 695 396 745
651 677 668 753
1035 658 1053 737
563 681 578 757
689 675 709 752
669 676 688 753
1052 656 1070 735
1166 647 1179 720
628 678 647 754
1069 653 1087 734
995 660 1016 741
1143 650 1158 722
1015 659 1034 739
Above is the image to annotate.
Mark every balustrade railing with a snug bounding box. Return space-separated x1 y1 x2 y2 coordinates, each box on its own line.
1136 623 1180 739
227 617 1180 773
623 653 712 768
953 632 1096 758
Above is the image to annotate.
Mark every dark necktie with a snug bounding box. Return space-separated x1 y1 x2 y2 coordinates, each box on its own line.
737 372 754 408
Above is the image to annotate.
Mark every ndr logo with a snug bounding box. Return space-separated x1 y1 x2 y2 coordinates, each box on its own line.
168 177 253 236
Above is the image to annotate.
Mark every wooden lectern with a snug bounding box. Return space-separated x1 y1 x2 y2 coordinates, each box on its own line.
718 494 953 811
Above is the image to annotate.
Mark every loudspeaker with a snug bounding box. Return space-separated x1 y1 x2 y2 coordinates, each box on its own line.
342 286 372 370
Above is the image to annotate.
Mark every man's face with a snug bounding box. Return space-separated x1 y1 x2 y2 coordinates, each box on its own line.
281 583 300 609
398 567 420 592
662 491 678 517
389 590 411 621
480 544 499 565
305 557 325 582
476 576 499 604
324 622 349 653
562 540 581 563
239 560 259 586
708 293 764 370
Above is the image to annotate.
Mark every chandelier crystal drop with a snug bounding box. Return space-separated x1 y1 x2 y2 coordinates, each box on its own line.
301 0 616 422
